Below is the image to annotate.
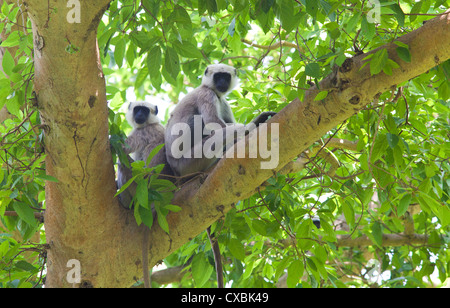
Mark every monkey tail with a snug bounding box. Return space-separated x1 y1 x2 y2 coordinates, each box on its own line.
206 226 224 288
142 227 151 288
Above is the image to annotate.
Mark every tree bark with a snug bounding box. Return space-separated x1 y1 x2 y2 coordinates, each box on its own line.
27 0 449 288
27 0 140 287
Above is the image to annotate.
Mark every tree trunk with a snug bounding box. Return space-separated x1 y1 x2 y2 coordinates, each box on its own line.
27 0 449 288
27 0 139 287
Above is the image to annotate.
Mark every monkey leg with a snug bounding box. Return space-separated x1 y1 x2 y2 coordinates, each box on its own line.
167 123 252 176
117 156 136 209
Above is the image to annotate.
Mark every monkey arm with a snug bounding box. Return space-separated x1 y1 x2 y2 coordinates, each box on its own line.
197 91 228 128
251 111 277 126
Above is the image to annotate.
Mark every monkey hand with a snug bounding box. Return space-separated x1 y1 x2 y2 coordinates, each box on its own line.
251 111 277 126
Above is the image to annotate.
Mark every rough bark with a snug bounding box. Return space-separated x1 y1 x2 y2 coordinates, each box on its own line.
26 0 135 287
27 0 450 288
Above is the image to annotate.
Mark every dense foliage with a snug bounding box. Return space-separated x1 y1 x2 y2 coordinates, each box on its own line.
1 0 449 288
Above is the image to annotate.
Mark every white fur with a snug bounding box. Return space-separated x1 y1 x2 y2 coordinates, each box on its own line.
201 64 239 97
126 101 160 129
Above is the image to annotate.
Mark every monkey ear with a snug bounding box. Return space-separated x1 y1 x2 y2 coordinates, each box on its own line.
204 68 209 75
234 68 237 76
128 102 133 110
154 105 158 115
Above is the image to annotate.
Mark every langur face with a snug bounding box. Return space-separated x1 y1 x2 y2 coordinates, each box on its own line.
133 106 150 125
213 72 232 93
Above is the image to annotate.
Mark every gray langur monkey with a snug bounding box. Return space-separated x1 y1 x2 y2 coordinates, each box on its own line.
164 63 276 177
116 101 174 289
164 64 276 288
117 101 173 208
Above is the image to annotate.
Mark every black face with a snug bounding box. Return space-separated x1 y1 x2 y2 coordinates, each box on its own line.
213 72 231 93
133 106 150 125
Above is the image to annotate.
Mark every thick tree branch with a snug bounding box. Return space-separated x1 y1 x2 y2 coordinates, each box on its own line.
335 233 428 247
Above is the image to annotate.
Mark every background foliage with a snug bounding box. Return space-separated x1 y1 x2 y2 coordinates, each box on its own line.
1 0 449 287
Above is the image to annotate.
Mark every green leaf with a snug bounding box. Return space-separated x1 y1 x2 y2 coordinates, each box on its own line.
136 178 149 209
314 90 328 101
419 192 450 227
371 134 388 163
371 221 383 246
0 31 20 47
382 59 400 76
409 118 428 135
345 12 361 33
228 238 245 261
135 66 148 89
304 0 318 19
142 0 159 17
164 204 182 212
386 133 399 148
342 201 355 227
147 46 162 78
164 46 180 83
279 0 299 32
370 48 388 76
126 42 136 67
145 143 164 167
397 194 411 216
305 63 321 78
314 245 328 264
134 202 142 225
156 205 170 233
390 4 405 27
36 174 59 183
15 260 37 272
172 40 203 59
437 205 450 228
252 220 268 236
173 5 192 32
1 49 15 76
409 2 422 22
12 202 37 227
261 0 274 13
361 16 375 41
191 252 213 287
6 94 21 118
114 174 138 196
0 79 11 108
295 220 313 250
205 0 218 15
287 260 304 288
139 206 153 229
396 47 411 63
114 38 126 68
228 17 236 36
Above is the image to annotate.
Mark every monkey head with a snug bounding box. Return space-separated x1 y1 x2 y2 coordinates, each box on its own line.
126 101 160 129
202 64 238 97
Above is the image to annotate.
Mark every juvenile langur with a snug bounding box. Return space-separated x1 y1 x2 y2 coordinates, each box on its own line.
117 101 173 207
164 64 276 288
165 63 276 177
117 101 174 289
